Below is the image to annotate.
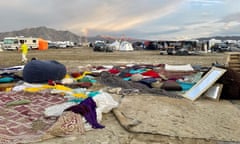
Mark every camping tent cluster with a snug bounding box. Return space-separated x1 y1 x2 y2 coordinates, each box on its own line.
106 40 134 51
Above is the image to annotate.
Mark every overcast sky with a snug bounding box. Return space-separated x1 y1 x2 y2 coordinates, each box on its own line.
0 0 240 40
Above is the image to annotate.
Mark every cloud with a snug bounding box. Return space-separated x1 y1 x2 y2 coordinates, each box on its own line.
63 0 184 35
221 12 240 22
188 0 224 5
0 0 240 40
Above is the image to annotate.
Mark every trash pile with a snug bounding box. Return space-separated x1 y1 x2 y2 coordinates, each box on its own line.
0 59 240 143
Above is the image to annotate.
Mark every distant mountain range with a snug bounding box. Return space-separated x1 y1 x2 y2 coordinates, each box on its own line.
0 26 239 43
0 26 141 43
0 26 81 42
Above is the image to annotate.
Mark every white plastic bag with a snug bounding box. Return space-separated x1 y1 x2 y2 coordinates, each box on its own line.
44 102 76 117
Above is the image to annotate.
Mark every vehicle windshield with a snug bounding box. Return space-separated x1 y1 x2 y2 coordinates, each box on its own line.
3 39 18 44
95 42 105 46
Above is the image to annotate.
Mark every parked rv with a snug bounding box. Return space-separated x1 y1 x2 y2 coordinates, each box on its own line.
54 41 75 48
3 37 39 50
3 37 19 50
65 41 75 48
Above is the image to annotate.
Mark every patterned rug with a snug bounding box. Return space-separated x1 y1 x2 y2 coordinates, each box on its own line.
0 91 66 144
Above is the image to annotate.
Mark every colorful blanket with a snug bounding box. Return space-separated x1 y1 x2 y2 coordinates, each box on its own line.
0 91 66 144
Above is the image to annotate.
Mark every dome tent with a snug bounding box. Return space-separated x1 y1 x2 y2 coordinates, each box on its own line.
119 41 134 51
108 40 120 51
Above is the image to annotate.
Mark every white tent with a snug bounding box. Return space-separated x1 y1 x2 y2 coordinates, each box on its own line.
108 40 120 51
119 41 134 51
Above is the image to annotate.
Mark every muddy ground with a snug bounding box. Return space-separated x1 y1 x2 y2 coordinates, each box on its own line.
1 47 238 144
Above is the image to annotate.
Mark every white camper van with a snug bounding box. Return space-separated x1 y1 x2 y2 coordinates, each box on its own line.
3 37 39 50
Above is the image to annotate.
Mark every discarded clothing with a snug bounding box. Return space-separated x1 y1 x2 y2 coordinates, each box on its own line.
42 111 85 140
141 70 160 78
139 78 157 88
65 97 105 129
0 77 14 83
98 71 182 98
161 80 182 91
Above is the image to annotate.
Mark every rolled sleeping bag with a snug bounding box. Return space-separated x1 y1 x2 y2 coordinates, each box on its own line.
23 60 67 83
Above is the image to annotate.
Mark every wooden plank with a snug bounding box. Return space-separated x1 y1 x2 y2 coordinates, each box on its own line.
229 57 240 60
231 68 240 71
225 52 240 68
227 66 240 70
225 52 240 55
228 63 240 66
228 61 240 64
229 58 240 61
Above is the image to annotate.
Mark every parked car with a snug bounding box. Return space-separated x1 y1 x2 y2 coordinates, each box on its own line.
211 43 231 52
167 46 189 55
93 42 113 52
48 42 59 49
176 48 189 55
